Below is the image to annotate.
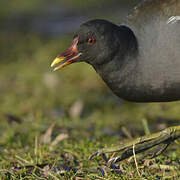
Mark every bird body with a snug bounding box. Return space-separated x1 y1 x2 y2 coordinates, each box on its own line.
51 0 180 102
123 0 180 102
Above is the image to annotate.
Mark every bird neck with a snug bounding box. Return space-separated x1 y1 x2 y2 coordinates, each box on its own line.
118 25 138 59
94 25 139 100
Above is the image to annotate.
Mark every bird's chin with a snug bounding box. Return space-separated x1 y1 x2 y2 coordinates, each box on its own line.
51 36 82 71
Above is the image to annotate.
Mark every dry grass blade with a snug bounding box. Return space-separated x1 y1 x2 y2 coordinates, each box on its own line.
50 133 69 149
133 144 141 177
69 100 84 119
149 164 178 171
40 122 56 144
121 126 132 139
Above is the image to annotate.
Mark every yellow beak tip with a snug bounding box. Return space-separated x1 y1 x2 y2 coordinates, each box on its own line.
51 62 56 67
51 57 65 68
50 63 54 67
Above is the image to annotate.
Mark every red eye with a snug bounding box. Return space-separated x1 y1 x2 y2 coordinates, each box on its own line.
88 37 96 45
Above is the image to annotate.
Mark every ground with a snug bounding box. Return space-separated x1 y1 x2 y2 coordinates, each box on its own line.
0 32 180 179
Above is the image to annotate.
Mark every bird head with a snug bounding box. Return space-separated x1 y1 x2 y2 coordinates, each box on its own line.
51 19 121 71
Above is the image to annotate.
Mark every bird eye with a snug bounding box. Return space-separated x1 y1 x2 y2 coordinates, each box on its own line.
87 37 96 45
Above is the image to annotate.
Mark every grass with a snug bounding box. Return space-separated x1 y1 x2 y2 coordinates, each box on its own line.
0 32 180 179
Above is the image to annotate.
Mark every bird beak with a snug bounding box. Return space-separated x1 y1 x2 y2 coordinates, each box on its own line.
51 36 82 71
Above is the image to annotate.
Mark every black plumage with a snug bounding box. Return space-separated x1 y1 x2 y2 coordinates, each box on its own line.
52 0 180 102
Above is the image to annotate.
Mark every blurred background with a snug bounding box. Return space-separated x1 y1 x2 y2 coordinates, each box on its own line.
0 0 180 165
0 0 146 131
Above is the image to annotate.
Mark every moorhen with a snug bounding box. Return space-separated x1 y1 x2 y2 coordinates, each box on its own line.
51 0 180 163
